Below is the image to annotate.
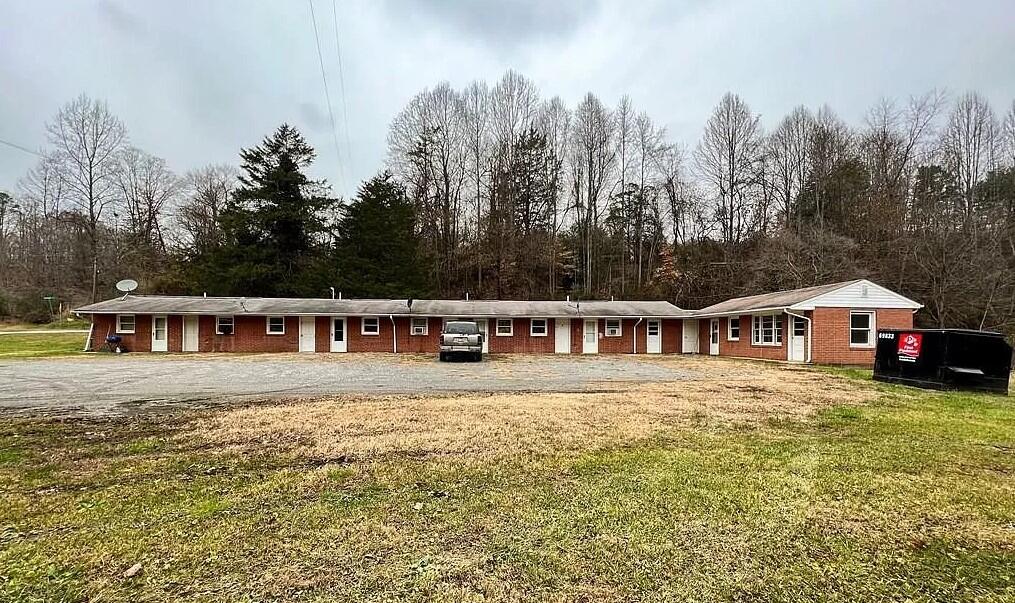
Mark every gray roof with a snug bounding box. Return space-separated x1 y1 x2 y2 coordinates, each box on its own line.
692 280 861 316
74 296 411 316
75 295 688 318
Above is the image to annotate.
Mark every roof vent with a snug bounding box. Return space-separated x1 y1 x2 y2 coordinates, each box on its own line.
861 284 869 297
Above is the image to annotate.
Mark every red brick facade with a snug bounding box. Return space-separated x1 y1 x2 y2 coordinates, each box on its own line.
87 307 911 366
696 308 915 366
810 307 913 365
88 313 686 356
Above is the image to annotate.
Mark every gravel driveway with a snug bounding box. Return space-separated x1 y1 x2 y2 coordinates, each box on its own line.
0 354 702 417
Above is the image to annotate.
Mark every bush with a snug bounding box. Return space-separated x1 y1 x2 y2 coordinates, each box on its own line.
8 290 56 324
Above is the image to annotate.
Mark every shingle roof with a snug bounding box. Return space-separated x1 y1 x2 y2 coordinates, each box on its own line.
75 296 688 318
74 296 411 316
692 280 862 316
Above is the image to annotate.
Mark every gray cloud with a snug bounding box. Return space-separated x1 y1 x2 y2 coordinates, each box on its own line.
383 0 602 49
1 0 1014 199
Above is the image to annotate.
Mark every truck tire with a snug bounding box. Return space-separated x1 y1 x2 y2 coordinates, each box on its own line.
439 352 447 362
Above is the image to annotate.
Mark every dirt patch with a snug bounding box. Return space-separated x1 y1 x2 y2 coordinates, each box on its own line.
191 359 877 460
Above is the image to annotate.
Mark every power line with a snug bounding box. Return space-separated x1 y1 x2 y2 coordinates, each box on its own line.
307 0 344 192
331 0 353 186
0 138 43 157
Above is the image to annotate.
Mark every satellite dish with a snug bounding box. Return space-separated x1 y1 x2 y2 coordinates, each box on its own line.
116 279 139 293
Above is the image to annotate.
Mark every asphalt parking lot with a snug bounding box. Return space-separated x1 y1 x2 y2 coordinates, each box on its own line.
0 354 705 417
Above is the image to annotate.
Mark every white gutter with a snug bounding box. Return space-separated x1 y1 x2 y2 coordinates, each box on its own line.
784 309 811 363
389 315 397 353
632 317 643 354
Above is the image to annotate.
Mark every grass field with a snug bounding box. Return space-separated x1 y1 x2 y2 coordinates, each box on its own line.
0 331 86 359
0 363 1012 601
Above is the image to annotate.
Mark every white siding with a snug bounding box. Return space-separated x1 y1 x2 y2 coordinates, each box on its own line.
793 280 921 310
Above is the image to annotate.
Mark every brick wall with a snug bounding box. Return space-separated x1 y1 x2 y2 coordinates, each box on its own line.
662 319 682 354
811 307 914 365
700 314 789 361
487 318 557 353
346 316 395 352
90 313 152 352
88 313 692 355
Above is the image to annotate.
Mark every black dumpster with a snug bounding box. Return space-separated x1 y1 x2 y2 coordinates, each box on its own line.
873 329 1011 394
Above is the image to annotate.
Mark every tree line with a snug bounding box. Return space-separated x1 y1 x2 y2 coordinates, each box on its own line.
1 75 1013 338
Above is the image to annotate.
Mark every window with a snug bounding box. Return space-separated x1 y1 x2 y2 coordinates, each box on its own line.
751 314 782 346
605 319 622 337
216 316 234 335
727 317 740 341
849 311 875 347
361 316 380 335
411 318 428 336
266 316 285 335
496 318 513 336
530 318 548 336
116 314 135 334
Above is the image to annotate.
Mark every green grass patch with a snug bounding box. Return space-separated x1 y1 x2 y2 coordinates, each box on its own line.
0 384 1012 601
0 331 87 358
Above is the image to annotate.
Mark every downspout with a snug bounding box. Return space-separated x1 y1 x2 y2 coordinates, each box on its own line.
389 315 397 354
784 309 811 363
83 316 94 352
632 317 643 354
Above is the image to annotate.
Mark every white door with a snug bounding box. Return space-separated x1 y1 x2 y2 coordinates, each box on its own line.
299 316 316 353
682 319 699 353
582 319 598 354
330 317 347 352
554 318 571 353
647 319 661 354
474 319 489 353
709 319 720 355
151 315 168 352
182 316 199 352
789 316 806 362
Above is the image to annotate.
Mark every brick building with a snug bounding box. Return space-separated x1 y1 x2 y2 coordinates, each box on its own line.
687 280 921 365
75 279 921 366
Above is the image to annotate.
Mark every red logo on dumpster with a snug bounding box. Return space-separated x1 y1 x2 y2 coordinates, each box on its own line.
897 333 922 359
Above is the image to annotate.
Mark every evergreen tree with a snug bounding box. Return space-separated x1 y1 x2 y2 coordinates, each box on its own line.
188 124 338 296
334 172 428 298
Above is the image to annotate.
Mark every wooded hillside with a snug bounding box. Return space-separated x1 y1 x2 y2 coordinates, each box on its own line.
1 74 1013 337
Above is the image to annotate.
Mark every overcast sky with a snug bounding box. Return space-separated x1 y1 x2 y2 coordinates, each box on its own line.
2 0 1014 197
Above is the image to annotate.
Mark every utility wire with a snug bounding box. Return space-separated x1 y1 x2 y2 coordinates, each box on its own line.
308 0 344 192
331 0 354 186
0 138 43 157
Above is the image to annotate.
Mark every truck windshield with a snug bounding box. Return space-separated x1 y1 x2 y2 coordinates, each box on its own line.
445 322 479 334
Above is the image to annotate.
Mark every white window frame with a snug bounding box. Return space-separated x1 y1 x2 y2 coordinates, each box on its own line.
751 314 782 346
215 315 234 335
727 317 740 341
530 318 548 337
849 310 876 348
604 319 622 337
410 317 428 336
361 316 380 336
116 314 135 334
496 318 513 336
266 316 285 335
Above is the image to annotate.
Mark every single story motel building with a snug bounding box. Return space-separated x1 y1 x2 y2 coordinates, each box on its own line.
75 279 921 366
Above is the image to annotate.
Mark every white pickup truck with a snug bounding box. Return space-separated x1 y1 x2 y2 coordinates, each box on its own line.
438 320 484 362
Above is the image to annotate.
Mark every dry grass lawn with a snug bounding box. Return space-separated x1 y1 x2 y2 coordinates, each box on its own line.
197 358 877 460
1 356 1012 602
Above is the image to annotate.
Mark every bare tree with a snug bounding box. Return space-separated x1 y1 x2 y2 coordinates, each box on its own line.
695 93 764 247
767 106 813 231
569 93 615 294
116 147 179 253
45 95 127 301
941 92 998 218
175 165 236 252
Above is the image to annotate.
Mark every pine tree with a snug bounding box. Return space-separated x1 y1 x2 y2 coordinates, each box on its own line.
190 124 338 296
334 172 429 298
